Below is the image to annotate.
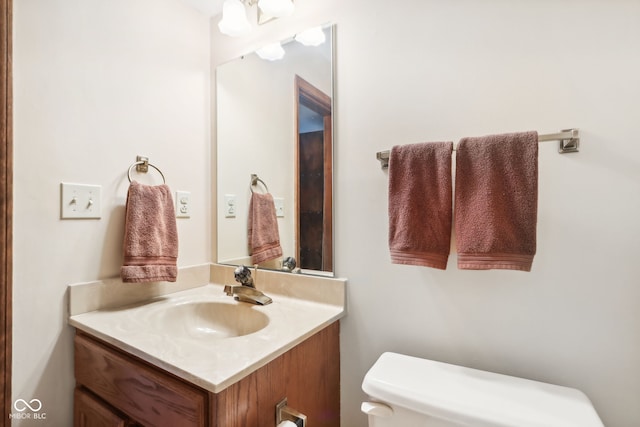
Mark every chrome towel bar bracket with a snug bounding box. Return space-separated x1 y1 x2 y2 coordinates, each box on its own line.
555 128 580 153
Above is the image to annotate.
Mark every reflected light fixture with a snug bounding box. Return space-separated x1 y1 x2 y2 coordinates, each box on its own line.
257 0 294 17
218 0 251 37
255 42 286 61
218 0 295 37
294 26 326 46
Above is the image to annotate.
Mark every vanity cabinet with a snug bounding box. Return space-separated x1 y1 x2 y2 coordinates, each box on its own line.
74 321 340 427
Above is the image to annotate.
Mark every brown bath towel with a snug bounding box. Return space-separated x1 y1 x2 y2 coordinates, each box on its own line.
248 192 283 264
455 131 538 271
121 181 178 283
388 142 454 269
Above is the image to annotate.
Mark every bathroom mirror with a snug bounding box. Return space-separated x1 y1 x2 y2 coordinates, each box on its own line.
216 24 334 276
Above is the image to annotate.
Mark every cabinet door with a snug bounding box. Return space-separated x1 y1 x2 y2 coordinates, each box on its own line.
75 333 207 427
214 321 340 427
74 388 129 427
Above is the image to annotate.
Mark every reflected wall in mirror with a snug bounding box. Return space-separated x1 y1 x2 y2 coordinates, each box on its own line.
217 24 334 276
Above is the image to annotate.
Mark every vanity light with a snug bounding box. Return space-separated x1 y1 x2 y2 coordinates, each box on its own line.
255 42 286 61
294 26 326 46
218 0 251 37
257 0 294 17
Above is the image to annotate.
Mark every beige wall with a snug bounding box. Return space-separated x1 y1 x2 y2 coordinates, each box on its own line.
211 1 640 426
13 0 210 424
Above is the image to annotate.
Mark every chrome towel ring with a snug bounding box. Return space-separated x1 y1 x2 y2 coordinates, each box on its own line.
250 174 269 193
127 155 166 184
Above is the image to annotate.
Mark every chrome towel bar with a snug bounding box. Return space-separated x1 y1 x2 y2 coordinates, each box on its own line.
376 128 579 169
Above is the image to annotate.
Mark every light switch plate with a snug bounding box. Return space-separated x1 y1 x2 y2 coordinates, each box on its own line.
176 191 191 218
60 183 102 219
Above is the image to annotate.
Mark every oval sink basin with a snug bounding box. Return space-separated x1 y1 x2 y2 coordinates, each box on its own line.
153 301 270 339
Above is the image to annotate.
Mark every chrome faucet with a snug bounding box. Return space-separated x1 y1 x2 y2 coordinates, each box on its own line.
223 265 272 305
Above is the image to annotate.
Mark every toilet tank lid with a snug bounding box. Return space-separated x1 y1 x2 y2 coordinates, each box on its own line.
362 352 604 427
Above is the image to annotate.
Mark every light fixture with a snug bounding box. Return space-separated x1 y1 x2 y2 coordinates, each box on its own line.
218 0 251 37
257 0 294 18
255 42 286 61
294 26 326 47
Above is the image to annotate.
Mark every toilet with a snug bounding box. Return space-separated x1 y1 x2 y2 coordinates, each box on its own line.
362 352 604 427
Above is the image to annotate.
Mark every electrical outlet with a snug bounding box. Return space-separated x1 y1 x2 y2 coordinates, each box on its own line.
224 194 236 218
60 183 102 219
274 197 284 218
176 191 191 218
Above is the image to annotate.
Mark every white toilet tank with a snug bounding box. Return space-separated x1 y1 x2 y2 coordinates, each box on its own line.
362 352 604 427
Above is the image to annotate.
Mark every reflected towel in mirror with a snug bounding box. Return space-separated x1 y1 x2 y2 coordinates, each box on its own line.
248 192 283 264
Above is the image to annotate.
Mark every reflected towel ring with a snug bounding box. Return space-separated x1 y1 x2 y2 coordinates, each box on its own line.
127 161 166 184
250 174 269 193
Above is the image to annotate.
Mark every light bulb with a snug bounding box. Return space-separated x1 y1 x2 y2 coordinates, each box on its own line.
257 0 294 18
255 42 286 61
294 26 326 47
218 0 251 37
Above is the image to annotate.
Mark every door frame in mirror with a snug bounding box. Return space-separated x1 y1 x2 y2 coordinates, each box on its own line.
294 75 333 272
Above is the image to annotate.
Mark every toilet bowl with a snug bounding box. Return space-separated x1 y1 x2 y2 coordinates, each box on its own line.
362 352 604 427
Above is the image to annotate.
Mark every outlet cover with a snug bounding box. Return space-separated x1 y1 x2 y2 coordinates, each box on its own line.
274 197 284 218
224 194 236 218
176 191 191 218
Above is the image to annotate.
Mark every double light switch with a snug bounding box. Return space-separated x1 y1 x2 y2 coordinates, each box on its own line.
60 183 102 219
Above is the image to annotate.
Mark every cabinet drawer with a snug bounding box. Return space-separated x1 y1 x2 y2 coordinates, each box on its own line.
74 387 129 427
74 333 207 427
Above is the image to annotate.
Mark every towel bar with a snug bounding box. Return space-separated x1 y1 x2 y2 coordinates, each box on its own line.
376 128 580 169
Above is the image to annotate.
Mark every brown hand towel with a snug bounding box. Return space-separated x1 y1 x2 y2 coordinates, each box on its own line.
121 181 178 283
455 131 538 271
248 192 283 264
388 142 454 269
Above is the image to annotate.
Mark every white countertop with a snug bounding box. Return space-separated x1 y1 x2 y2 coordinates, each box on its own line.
69 264 346 393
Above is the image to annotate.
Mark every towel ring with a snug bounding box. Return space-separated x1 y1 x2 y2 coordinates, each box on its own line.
127 158 166 184
250 174 269 193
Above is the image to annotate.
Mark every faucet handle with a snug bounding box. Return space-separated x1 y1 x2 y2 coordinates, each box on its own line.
234 265 255 288
282 257 297 272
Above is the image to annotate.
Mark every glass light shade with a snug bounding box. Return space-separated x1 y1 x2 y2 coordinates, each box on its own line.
255 42 286 61
294 26 326 47
218 0 251 37
257 0 294 18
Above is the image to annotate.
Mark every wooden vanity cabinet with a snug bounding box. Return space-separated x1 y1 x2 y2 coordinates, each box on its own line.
74 388 132 427
74 321 340 427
